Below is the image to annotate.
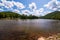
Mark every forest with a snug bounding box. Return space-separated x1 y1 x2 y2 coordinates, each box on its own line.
0 11 39 19
40 11 60 20
0 11 60 20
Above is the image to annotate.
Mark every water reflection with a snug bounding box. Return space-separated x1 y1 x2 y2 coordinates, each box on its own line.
0 19 60 32
0 19 60 40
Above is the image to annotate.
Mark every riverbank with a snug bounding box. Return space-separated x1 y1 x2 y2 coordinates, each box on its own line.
0 31 60 40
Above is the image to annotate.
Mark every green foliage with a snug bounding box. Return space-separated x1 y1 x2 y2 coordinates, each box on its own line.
0 11 20 19
28 14 38 19
0 11 60 20
40 11 60 20
0 11 39 19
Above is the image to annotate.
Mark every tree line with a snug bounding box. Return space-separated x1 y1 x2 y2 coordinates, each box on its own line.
40 11 60 20
0 11 60 20
0 11 39 19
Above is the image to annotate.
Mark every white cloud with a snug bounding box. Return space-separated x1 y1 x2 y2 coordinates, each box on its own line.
0 0 14 9
1 0 6 2
0 8 3 11
52 0 57 1
0 0 45 16
29 2 37 11
0 8 4 12
22 10 30 15
39 8 44 13
31 8 44 16
42 11 52 16
58 9 60 11
56 1 60 9
14 2 25 9
29 2 44 16
0 3 4 6
21 7 44 16
52 8 57 10
3 1 14 8
44 1 57 10
12 9 20 13
44 0 60 11
0 0 25 9
32 10 40 16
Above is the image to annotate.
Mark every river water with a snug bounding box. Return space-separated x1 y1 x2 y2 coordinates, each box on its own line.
0 19 60 40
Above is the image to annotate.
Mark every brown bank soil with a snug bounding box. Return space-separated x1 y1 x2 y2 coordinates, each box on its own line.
0 30 59 40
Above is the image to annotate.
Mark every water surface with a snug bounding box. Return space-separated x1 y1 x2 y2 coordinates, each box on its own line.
0 19 60 40
0 19 60 32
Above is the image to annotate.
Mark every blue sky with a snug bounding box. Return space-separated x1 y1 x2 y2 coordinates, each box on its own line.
0 0 60 16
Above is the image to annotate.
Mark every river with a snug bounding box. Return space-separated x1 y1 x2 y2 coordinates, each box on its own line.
0 19 60 40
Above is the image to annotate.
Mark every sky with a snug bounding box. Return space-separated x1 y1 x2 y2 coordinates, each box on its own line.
0 0 60 16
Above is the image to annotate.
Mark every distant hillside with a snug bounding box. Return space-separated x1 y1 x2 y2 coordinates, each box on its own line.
0 11 39 19
40 11 60 20
1 11 60 20
0 11 20 19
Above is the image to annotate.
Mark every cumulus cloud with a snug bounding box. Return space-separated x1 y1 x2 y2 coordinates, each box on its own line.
0 0 44 16
12 9 20 13
28 8 44 16
52 0 57 1
21 7 44 16
14 2 25 9
43 11 52 16
32 10 40 16
44 0 60 11
22 10 40 16
56 1 60 9
22 10 30 15
29 2 37 11
3 1 14 8
0 0 25 9
28 2 44 16
0 8 4 11
39 8 44 13
0 0 14 9
1 0 6 2
0 3 4 6
44 0 56 10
